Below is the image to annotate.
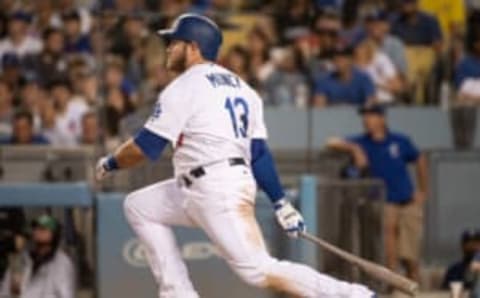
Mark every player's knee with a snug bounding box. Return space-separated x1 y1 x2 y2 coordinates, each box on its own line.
123 191 142 223
231 258 276 288
234 265 268 288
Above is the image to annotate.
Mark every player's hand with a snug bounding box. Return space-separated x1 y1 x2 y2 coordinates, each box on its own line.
274 199 306 238
95 156 116 181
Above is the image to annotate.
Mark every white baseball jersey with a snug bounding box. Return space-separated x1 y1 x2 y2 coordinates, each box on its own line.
144 63 267 175
126 63 373 298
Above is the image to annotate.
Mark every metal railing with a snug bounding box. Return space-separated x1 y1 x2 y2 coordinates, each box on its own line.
315 178 386 290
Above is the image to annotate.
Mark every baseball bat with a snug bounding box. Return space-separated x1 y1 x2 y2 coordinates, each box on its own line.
300 232 419 296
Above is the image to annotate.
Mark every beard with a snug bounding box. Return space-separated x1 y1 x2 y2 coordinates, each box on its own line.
166 44 187 73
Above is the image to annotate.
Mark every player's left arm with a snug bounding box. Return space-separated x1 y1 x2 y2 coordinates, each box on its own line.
96 128 169 180
250 138 284 203
250 138 305 238
249 93 305 237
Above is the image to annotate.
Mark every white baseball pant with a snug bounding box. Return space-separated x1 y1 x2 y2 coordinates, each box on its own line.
123 162 373 298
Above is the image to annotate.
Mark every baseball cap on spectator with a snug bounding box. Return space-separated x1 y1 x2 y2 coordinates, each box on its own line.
31 214 58 231
461 228 480 244
9 11 32 23
358 104 386 115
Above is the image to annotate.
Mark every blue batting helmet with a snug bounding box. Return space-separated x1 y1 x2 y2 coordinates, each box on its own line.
157 14 223 61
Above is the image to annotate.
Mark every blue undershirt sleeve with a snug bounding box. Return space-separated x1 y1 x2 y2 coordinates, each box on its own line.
250 138 285 204
133 128 169 161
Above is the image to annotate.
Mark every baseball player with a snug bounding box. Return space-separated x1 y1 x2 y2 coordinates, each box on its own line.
96 14 374 298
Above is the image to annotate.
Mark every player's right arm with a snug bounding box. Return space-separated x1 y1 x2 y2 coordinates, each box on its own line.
96 77 194 180
95 130 169 180
96 139 145 178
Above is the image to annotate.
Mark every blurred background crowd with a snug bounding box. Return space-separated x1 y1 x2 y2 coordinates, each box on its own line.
0 0 479 150
0 0 480 297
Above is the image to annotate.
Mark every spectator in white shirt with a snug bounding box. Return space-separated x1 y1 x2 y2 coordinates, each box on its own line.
455 32 480 105
58 0 92 35
354 37 403 104
364 9 408 76
79 111 99 145
0 11 42 60
48 79 88 146
40 96 62 146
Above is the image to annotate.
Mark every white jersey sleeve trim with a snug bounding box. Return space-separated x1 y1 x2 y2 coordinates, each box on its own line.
251 88 268 140
142 124 176 143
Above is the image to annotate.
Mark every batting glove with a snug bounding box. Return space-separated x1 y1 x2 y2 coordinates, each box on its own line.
95 155 118 181
274 199 306 238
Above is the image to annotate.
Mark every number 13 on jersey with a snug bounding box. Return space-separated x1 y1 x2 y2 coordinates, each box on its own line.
224 97 249 138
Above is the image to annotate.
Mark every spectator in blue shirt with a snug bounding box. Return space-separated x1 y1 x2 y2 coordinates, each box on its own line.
327 104 428 282
443 229 480 290
312 44 376 107
455 32 480 104
391 0 443 52
0 110 48 145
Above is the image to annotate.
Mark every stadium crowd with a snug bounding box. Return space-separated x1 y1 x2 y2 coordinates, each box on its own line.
0 1 479 297
0 0 478 149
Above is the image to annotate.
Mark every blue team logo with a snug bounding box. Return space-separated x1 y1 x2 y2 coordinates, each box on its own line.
389 143 400 158
150 102 162 120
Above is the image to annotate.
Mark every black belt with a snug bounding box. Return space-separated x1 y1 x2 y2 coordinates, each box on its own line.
182 158 246 187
